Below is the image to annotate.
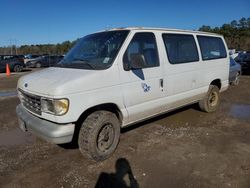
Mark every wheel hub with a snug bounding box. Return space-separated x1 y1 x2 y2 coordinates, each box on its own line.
208 91 218 107
97 123 115 152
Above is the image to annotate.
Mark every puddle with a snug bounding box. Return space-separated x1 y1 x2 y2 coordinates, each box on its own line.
0 91 17 97
230 104 250 121
0 128 35 147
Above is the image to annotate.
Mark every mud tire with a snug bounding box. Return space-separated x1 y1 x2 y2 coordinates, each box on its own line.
199 85 220 113
78 111 120 161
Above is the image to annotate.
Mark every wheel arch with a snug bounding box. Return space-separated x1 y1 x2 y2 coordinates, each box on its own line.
68 103 123 147
76 103 123 126
210 79 222 90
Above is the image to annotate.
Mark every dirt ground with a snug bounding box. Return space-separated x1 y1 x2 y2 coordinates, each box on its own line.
0 72 250 188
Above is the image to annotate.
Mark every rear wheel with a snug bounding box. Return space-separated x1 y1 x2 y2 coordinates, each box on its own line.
13 64 23 72
78 111 120 161
199 85 220 113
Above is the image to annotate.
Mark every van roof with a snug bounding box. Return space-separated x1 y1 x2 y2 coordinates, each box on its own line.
103 27 222 36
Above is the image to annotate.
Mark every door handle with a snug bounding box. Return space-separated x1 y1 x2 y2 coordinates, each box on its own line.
160 79 163 91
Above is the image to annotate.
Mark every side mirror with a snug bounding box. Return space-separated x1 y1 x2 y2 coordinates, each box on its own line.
130 53 145 70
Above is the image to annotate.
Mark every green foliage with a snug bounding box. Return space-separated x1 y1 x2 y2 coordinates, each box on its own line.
199 17 250 51
0 39 79 55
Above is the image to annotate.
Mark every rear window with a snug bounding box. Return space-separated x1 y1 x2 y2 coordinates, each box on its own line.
162 34 199 64
197 36 227 60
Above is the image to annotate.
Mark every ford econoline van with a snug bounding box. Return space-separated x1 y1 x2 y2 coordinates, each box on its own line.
16 27 229 161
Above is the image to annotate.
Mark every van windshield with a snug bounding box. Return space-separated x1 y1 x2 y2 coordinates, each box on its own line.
55 30 129 70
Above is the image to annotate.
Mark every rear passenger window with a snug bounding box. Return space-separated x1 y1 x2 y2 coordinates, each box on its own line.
197 36 227 60
123 32 159 70
162 34 199 64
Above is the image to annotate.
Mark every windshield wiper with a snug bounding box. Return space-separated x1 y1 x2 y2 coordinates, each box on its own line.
72 58 96 69
72 58 90 62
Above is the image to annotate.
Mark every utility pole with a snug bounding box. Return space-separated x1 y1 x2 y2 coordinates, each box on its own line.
15 39 18 55
10 39 13 55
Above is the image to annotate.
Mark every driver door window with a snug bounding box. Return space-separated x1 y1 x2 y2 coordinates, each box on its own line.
123 32 159 70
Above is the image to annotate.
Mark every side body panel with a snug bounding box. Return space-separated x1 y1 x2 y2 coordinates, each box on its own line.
117 31 165 125
119 30 229 126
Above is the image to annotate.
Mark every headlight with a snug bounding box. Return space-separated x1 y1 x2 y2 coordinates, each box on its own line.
41 98 69 116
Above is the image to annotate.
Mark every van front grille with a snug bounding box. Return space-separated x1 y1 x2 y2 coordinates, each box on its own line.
18 89 41 115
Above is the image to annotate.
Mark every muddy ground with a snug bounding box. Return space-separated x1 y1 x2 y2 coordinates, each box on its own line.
0 71 250 188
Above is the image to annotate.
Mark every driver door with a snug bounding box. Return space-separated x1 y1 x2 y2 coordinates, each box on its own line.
119 32 164 124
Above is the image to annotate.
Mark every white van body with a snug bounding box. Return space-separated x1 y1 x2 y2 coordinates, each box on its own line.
16 27 229 159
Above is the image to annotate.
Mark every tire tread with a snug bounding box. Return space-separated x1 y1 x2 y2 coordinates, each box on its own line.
78 111 120 161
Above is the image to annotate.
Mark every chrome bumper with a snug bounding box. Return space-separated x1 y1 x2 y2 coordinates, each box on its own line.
16 104 75 144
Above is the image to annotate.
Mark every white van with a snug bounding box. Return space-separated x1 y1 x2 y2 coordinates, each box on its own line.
16 27 229 161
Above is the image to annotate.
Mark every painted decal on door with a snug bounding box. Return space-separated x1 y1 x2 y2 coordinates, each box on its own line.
141 83 151 92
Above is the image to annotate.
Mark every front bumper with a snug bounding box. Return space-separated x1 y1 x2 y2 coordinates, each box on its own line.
16 104 75 144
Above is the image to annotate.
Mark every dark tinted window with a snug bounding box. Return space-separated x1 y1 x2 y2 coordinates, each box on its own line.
162 34 199 64
235 54 249 61
31 55 39 58
123 32 159 69
48 56 57 59
197 36 227 60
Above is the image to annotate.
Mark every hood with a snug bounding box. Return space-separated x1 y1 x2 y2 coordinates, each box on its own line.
18 67 117 97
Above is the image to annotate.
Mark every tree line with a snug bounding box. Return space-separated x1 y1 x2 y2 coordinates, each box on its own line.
0 17 249 55
199 17 250 51
0 40 77 55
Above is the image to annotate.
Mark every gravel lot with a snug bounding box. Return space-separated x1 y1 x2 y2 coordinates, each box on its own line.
0 71 250 188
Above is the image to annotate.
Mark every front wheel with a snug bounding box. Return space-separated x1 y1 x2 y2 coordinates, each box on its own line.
199 85 220 113
78 111 120 161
